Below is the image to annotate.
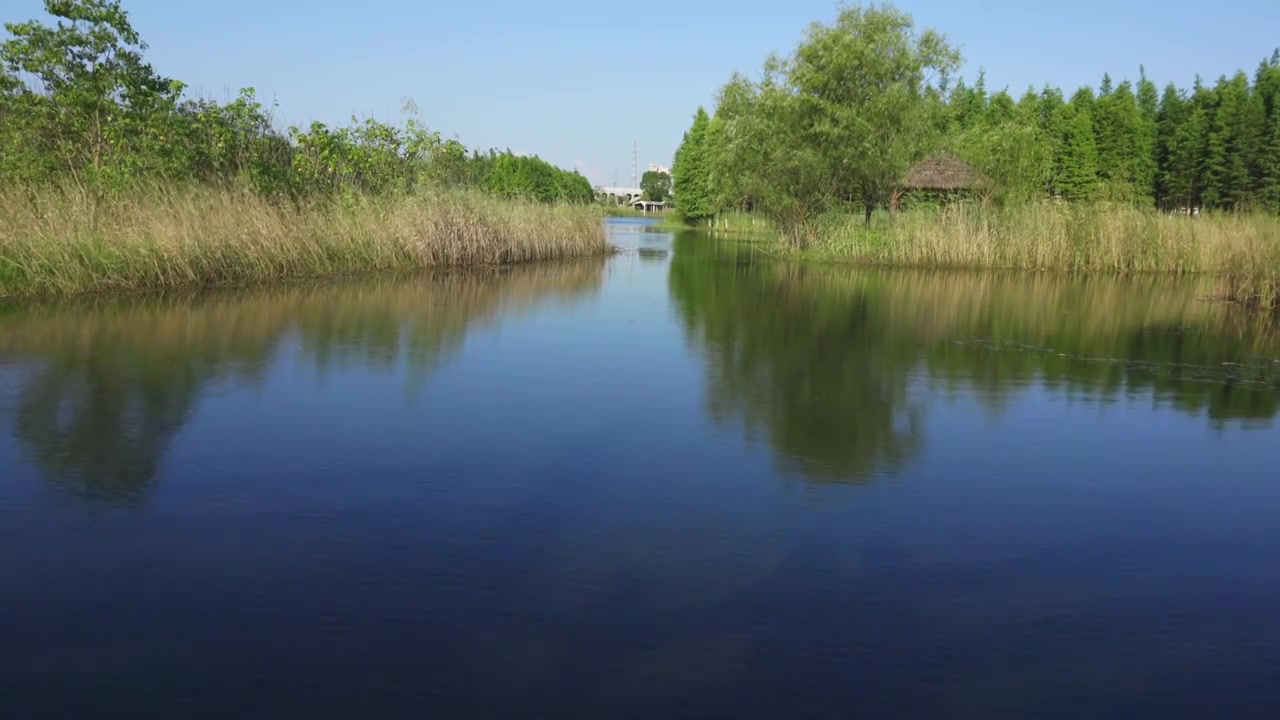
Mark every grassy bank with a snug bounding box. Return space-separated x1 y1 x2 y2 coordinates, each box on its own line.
791 204 1280 306
0 188 609 299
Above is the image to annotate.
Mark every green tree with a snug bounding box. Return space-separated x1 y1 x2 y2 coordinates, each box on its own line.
711 68 835 244
640 169 671 202
1262 102 1280 210
790 4 960 228
954 117 1051 206
1155 83 1188 206
1092 80 1144 200
1256 54 1280 208
985 89 1016 124
1166 100 1209 209
1135 67 1160 203
711 3 960 243
1203 73 1253 209
947 70 987 131
1058 100 1099 200
672 106 714 222
1 0 185 188
1036 86 1068 195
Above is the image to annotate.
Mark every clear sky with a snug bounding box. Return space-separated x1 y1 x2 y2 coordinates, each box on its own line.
14 0 1277 186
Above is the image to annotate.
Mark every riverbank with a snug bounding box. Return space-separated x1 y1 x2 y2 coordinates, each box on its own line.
0 188 609 299
777 204 1280 307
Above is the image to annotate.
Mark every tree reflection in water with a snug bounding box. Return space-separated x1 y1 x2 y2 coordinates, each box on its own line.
668 232 1280 483
0 261 605 505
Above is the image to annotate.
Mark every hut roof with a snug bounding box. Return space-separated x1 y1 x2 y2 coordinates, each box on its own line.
903 153 983 190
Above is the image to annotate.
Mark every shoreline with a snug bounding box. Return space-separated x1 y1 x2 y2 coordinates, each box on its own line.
0 188 610 301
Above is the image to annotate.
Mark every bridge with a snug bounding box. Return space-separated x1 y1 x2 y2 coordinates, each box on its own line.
596 186 645 205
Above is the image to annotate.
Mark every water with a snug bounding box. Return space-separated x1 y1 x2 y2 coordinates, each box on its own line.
3 218 1280 718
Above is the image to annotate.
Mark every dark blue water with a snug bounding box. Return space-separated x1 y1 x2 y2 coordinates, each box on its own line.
3 219 1280 718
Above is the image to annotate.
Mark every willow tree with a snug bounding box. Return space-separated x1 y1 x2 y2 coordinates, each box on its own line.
953 115 1051 207
711 68 837 246
710 3 959 246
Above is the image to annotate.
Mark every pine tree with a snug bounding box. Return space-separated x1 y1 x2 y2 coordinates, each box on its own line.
948 70 988 130
1017 87 1040 123
1203 73 1253 209
1155 83 1187 205
1135 68 1160 203
1166 102 1208 209
986 90 1016 125
1058 104 1099 200
1038 87 1068 196
1256 56 1280 209
673 107 714 222
1262 102 1280 210
1093 81 1143 200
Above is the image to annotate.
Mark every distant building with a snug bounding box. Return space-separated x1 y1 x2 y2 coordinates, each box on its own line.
648 164 671 176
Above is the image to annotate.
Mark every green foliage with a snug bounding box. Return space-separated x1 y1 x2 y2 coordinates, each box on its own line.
640 169 671 201
1 0 185 187
1135 68 1160 202
0 0 589 206
1093 80 1146 200
953 117 1051 206
707 3 960 245
483 151 594 203
673 107 714 222
1203 72 1256 209
1058 104 1099 200
710 69 836 246
691 4 1279 242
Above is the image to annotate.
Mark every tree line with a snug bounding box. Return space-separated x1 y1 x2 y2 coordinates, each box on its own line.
672 4 1280 244
0 0 594 203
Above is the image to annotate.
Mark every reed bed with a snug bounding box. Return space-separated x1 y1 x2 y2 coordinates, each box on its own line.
804 203 1280 306
0 187 609 299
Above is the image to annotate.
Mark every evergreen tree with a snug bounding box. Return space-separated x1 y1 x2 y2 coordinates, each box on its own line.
1038 86 1068 195
1058 102 1099 200
1166 102 1208 208
1256 57 1280 209
1203 73 1253 209
949 70 988 131
1135 67 1160 203
673 107 714 222
1093 81 1144 200
1262 103 1280 210
1016 87 1040 123
986 89 1016 124
1155 83 1187 205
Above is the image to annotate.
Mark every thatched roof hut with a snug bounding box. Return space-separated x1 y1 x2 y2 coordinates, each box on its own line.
903 153 984 191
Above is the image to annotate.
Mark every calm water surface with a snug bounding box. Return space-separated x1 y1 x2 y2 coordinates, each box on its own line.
3 218 1280 718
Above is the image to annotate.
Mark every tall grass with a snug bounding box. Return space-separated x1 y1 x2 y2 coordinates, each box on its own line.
802 203 1280 306
705 210 774 235
0 186 609 298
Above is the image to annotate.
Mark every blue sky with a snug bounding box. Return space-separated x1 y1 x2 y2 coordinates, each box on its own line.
11 0 1277 186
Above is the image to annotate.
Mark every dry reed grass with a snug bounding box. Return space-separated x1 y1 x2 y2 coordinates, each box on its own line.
0 187 609 298
806 203 1280 305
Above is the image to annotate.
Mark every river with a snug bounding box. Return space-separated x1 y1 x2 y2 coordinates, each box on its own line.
3 218 1279 718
